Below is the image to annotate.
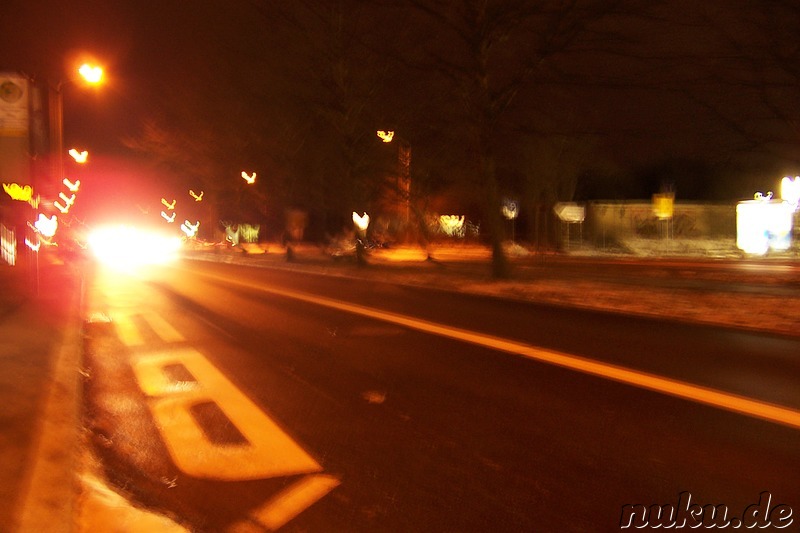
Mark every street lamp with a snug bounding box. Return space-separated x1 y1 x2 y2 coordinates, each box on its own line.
376 130 411 224
48 63 104 195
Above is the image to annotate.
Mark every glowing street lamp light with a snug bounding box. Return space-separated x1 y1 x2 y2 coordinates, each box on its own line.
376 130 411 223
352 211 370 233
78 63 104 85
49 62 105 193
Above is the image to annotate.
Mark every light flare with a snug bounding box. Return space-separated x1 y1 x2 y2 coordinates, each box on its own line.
88 225 182 270
68 149 88 163
78 63 103 84
376 130 394 143
352 212 370 231
3 183 33 202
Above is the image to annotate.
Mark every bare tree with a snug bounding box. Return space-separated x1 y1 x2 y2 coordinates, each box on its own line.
403 0 627 277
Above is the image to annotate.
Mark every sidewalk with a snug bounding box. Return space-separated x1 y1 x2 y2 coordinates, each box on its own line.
1 255 83 532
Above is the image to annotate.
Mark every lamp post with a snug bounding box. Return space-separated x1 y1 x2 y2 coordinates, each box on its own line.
48 63 103 195
376 130 411 225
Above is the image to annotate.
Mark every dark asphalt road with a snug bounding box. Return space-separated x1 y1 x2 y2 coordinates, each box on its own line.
81 259 800 532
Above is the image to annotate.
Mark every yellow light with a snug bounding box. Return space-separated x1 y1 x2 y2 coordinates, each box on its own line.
181 220 200 238
34 214 58 238
3 182 33 202
68 149 88 163
161 198 176 210
59 192 76 206
63 178 81 192
242 171 256 184
376 130 394 143
189 189 204 201
25 237 40 252
439 215 465 236
352 212 370 231
78 63 103 84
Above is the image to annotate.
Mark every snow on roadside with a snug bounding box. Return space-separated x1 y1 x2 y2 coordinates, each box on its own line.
187 241 800 338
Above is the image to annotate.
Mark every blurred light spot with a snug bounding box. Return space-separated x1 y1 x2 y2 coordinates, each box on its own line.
88 225 181 270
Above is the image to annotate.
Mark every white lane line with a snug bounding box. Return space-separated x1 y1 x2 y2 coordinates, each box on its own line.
194 269 800 430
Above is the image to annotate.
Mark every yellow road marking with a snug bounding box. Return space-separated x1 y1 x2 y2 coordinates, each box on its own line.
142 312 185 343
114 312 185 347
133 349 322 480
249 474 341 531
114 315 145 346
193 269 800 430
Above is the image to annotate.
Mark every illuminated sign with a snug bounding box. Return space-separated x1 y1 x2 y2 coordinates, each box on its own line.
553 202 586 223
652 193 675 220
736 197 793 255
3 182 33 202
502 199 519 220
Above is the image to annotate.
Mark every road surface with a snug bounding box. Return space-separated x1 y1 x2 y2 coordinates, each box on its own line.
81 258 800 531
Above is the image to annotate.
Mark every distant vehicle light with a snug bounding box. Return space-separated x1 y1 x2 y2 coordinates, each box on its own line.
88 225 182 270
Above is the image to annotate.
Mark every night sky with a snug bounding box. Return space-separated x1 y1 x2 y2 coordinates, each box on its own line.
2 1 799 232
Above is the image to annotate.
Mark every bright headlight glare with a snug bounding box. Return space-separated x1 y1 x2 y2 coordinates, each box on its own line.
88 225 181 270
